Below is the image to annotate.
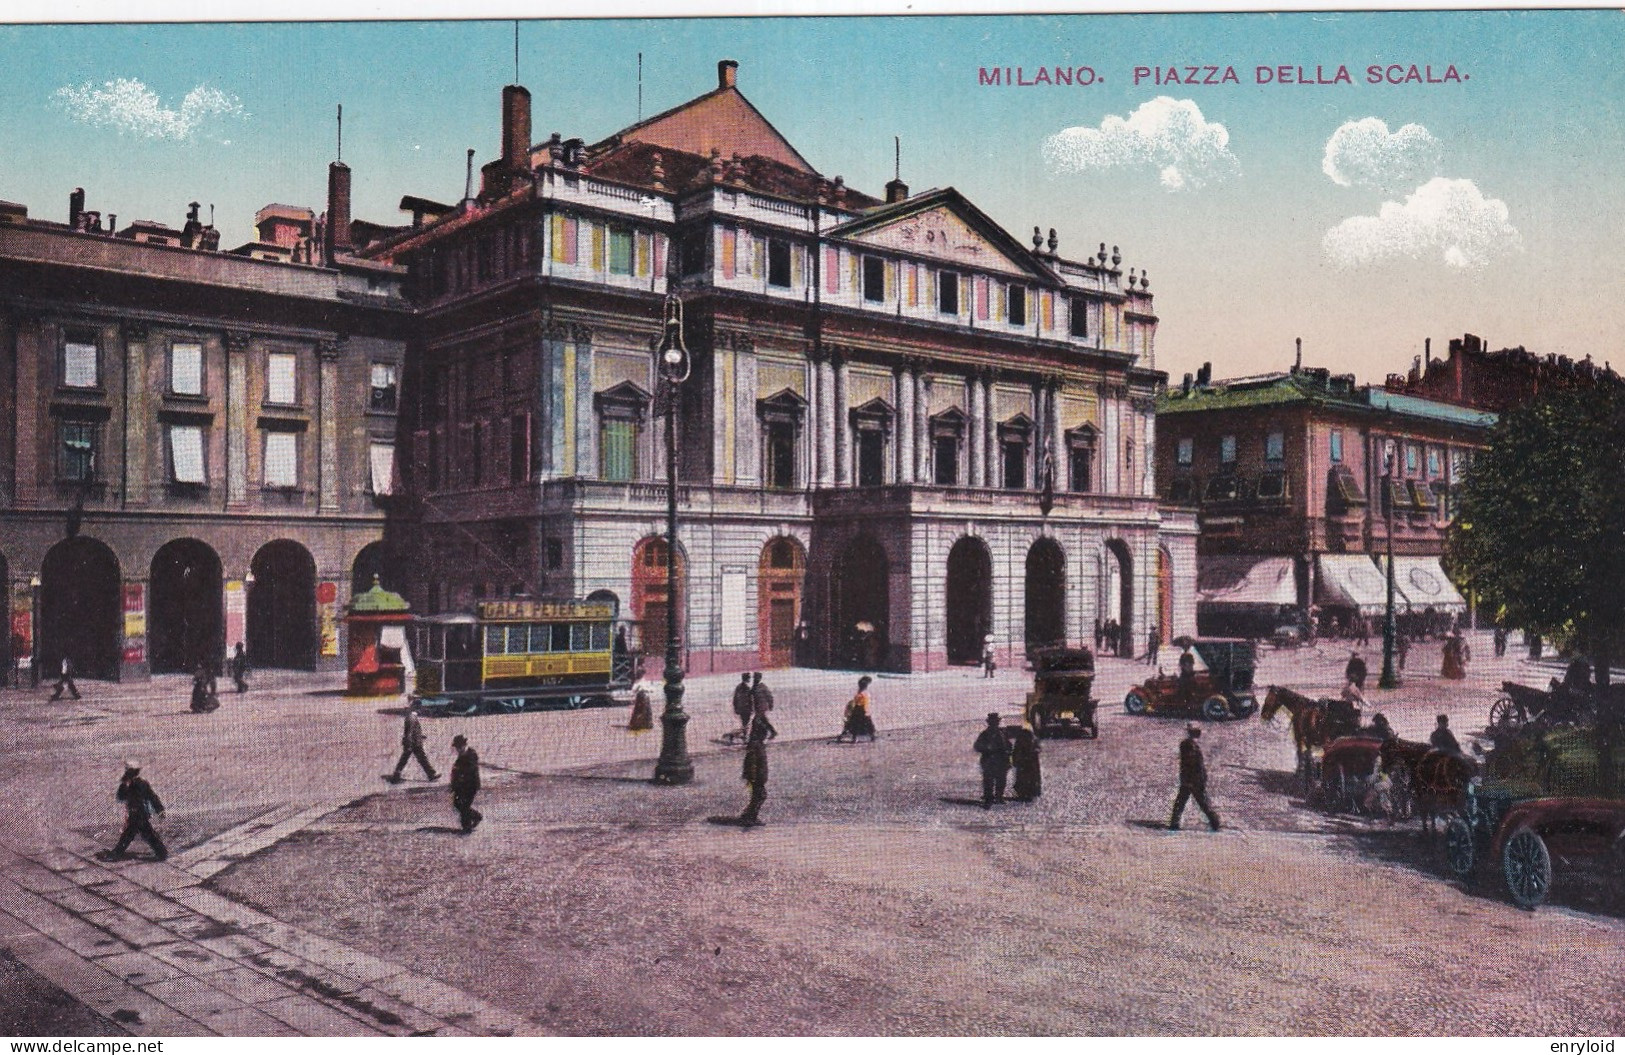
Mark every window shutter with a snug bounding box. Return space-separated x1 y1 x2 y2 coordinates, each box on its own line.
824 247 839 293
753 237 766 279
848 253 859 293
996 283 1007 321
1041 291 1054 329
170 426 206 484
721 228 736 280
960 274 970 315
907 264 919 306
590 223 605 270
636 233 652 277
790 245 804 288
267 353 297 404
170 343 203 395
976 277 990 320
264 432 297 487
883 261 895 302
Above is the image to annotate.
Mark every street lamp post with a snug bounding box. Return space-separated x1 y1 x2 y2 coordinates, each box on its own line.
1378 447 1400 690
652 287 694 786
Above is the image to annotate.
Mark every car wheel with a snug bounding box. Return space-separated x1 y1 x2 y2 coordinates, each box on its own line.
1202 696 1229 722
1124 691 1147 716
1444 816 1476 878
1501 826 1553 909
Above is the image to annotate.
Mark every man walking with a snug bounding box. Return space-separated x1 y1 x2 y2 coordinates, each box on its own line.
1169 723 1221 831
111 762 167 861
1145 625 1161 667
731 673 755 741
388 705 438 782
449 734 482 833
738 711 776 826
750 671 774 717
1344 651 1368 690
229 642 250 694
49 655 80 701
973 712 1012 808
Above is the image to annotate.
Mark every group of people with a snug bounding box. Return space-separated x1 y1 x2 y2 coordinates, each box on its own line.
971 712 1042 807
1093 618 1133 658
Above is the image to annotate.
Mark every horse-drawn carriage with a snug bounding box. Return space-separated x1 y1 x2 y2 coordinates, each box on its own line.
1487 680 1596 733
1259 685 1364 783
1446 727 1625 909
1024 647 1098 739
1124 638 1258 721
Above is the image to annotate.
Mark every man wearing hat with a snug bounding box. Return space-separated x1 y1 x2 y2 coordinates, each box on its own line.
449 734 482 833
112 761 167 860
972 712 1012 808
738 711 777 826
1169 723 1221 832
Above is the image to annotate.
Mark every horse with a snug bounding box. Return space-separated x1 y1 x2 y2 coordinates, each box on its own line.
1261 685 1362 787
1379 738 1477 835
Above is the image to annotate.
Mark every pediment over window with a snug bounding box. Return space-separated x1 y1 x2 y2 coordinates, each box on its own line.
757 387 809 425
929 406 966 437
1065 422 1098 447
850 397 894 432
594 380 652 422
999 412 1036 439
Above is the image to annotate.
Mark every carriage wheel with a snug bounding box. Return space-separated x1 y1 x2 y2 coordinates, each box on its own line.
1487 696 1519 730
1202 696 1230 722
1501 826 1553 909
1124 691 1148 716
1444 817 1476 878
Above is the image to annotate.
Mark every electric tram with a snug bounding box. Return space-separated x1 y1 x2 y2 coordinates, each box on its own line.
409 599 641 714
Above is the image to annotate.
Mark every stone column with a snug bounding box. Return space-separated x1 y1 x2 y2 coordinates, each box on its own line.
895 364 914 484
832 354 849 486
122 322 151 507
818 355 836 487
317 340 343 512
914 367 930 483
571 325 595 480
968 371 984 488
1050 378 1066 490
1100 385 1117 494
981 373 996 488
1140 399 1155 497
225 331 250 507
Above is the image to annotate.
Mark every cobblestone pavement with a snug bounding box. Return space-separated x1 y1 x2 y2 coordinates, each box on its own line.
3 634 1616 1035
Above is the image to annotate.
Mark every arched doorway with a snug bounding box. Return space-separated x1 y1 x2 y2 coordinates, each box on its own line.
631 537 685 659
1157 546 1174 643
248 540 317 670
1025 537 1067 653
832 534 889 669
41 537 121 680
945 535 993 665
1104 538 1134 651
350 541 397 595
758 537 806 668
148 539 223 674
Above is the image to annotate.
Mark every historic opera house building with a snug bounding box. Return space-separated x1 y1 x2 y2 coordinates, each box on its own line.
368 60 1196 673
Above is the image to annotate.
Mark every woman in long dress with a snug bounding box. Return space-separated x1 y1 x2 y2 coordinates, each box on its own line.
1441 632 1467 680
1009 725 1042 801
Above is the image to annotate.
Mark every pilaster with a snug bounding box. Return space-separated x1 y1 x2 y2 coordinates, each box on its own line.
121 322 150 507
225 330 250 507
317 338 342 512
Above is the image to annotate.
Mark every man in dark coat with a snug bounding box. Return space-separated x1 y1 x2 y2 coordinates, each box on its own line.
229 642 250 693
731 673 755 740
750 672 774 717
973 712 1012 808
1169 723 1221 831
1344 652 1368 690
49 656 80 701
389 705 438 782
1093 618 1105 653
112 762 167 860
449 734 482 833
1429 714 1462 756
739 711 777 826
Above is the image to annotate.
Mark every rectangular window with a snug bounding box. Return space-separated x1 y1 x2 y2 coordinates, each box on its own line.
1176 438 1193 466
1002 440 1027 490
933 436 959 486
551 624 572 652
1329 429 1343 463
857 430 885 486
170 342 203 396
263 431 297 487
609 229 634 275
767 239 792 287
937 271 959 315
486 626 506 655
550 215 579 265
267 352 297 405
766 422 796 489
1426 446 1441 477
529 624 551 652
600 419 637 482
862 256 885 302
1405 443 1419 474
1265 430 1284 462
1008 286 1026 326
546 539 564 570
1070 297 1089 338
1069 446 1093 493
63 338 98 389
1220 435 1237 464
571 623 592 651
369 362 398 412
369 441 394 496
61 421 96 482
170 425 206 484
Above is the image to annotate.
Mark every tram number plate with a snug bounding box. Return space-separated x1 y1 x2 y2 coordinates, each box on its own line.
538 676 563 686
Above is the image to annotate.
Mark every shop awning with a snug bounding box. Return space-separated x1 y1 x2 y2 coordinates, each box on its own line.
1316 554 1389 615
1197 555 1298 607
1378 555 1468 612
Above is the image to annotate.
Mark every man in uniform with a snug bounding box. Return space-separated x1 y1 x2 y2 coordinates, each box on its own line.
738 711 777 826
388 704 438 782
731 673 755 741
449 734 482 833
1169 723 1221 832
111 761 167 860
972 712 1011 808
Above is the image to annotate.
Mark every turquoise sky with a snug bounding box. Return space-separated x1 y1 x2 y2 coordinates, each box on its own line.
3 11 1622 382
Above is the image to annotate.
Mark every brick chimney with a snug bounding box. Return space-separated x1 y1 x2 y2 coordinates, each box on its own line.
718 59 738 89
69 188 85 229
885 178 909 204
502 84 531 170
326 160 353 259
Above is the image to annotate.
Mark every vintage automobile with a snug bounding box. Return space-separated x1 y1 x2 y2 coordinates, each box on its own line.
1123 637 1258 721
1024 647 1098 739
1445 727 1625 909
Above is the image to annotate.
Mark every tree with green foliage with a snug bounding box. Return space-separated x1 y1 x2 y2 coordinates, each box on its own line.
1445 385 1625 791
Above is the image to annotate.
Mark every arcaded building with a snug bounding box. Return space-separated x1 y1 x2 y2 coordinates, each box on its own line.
369 60 1197 674
0 173 408 681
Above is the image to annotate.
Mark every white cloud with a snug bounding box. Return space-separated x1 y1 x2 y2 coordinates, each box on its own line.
1322 117 1441 189
54 78 244 140
1323 177 1520 270
1042 96 1239 192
